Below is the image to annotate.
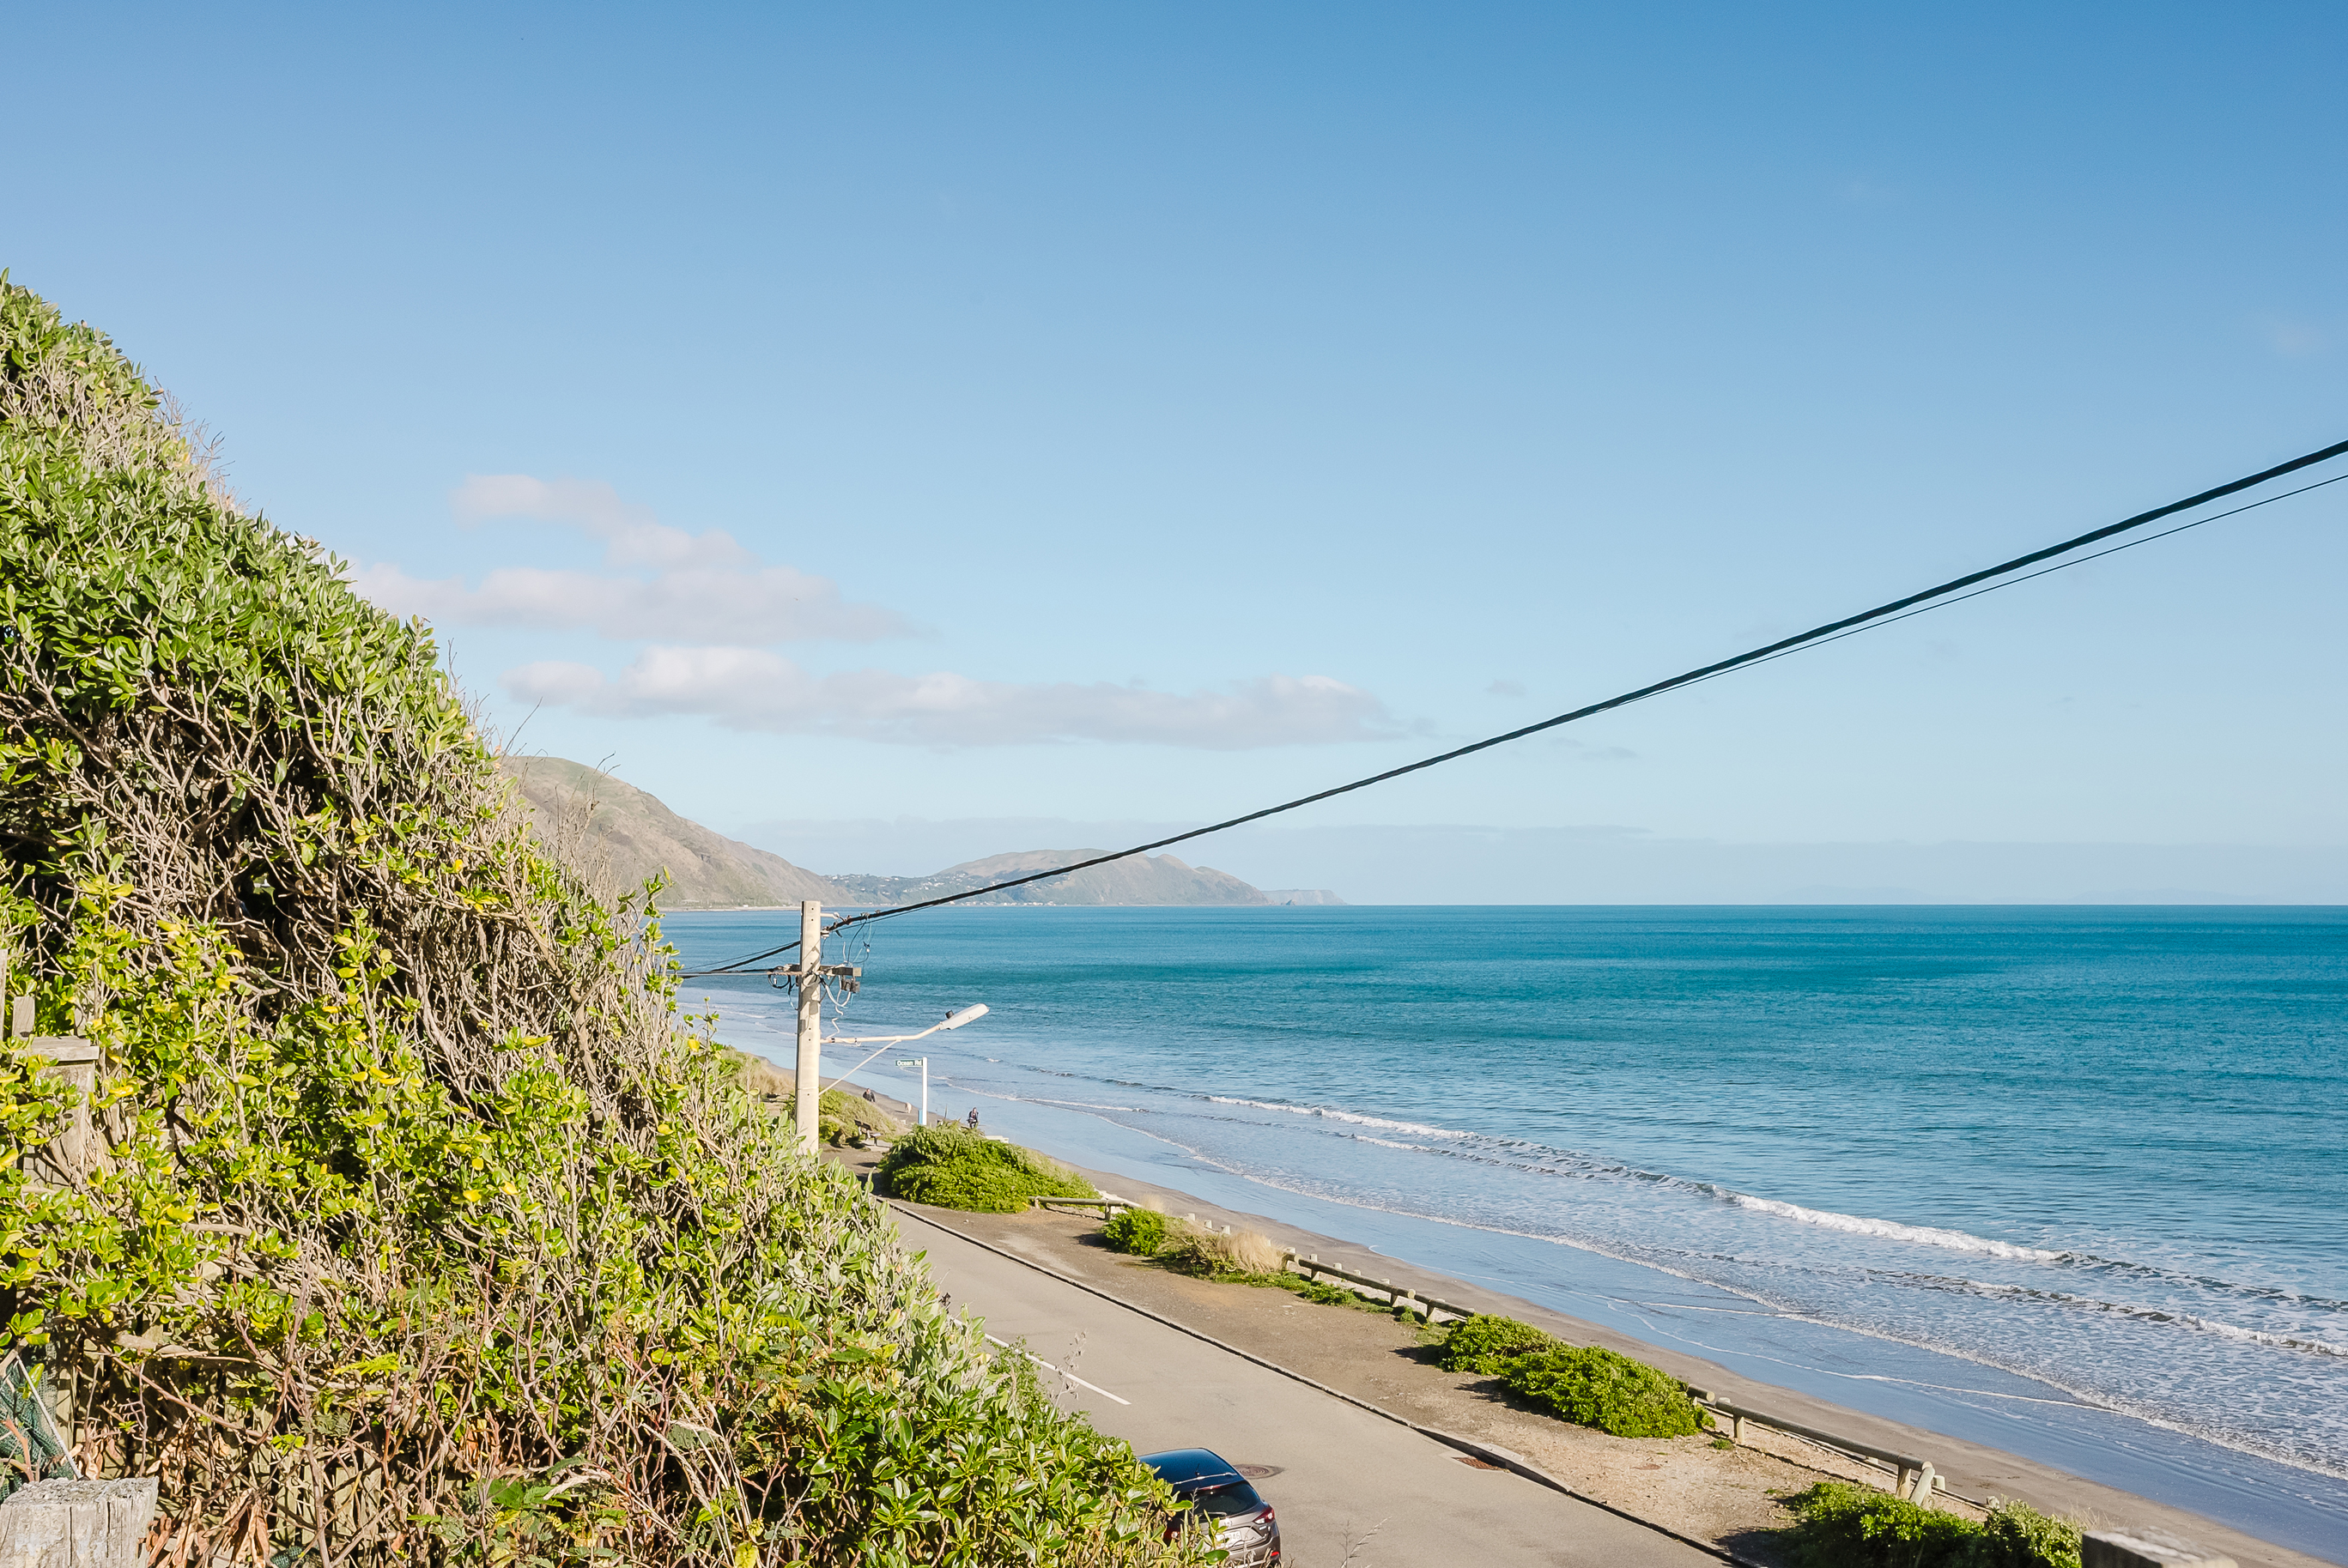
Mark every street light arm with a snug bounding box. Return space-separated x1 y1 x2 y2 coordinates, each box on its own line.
815 1006 986 1099
822 1004 987 1047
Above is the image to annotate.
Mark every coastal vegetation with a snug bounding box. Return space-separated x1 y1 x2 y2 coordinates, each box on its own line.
1155 1225 1284 1279
1434 1314 1707 1436
818 1087 897 1148
1101 1208 1169 1256
1435 1313 1556 1374
871 1125 1097 1212
1781 1482 2082 1568
0 278 1195 1565
1497 1346 1709 1438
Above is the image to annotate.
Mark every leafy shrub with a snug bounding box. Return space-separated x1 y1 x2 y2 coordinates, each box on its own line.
874 1123 1097 1212
1438 1313 1556 1374
1499 1345 1708 1438
1972 1500 2083 1568
1781 1481 2080 1568
0 278 1196 1567
1103 1208 1169 1255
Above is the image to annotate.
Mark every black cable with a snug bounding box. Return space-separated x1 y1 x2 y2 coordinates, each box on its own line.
1665 468 2348 693
678 936 798 980
822 435 2348 935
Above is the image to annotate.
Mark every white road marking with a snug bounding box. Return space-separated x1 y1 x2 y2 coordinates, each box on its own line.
985 1332 1132 1405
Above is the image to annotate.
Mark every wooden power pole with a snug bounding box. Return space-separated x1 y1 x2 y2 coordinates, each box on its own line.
793 900 822 1152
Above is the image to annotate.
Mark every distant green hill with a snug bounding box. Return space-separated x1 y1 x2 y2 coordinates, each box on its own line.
508 757 1345 908
503 755 846 907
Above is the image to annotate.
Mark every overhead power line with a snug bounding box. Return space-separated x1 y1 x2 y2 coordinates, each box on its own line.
683 433 2348 970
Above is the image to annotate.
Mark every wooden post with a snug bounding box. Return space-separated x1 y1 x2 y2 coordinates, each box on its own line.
794 901 822 1153
0 1479 158 1566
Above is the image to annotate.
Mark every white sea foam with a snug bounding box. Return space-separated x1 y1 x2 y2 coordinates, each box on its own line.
1724 1192 2061 1262
1207 1095 1465 1139
2178 1314 2348 1359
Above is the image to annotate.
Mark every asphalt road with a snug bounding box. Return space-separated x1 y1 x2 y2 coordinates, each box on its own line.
898 1205 1718 1568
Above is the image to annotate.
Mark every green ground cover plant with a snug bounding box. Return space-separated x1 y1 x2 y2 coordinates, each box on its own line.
1498 1345 1709 1438
1289 1276 1378 1309
1101 1208 1168 1256
1436 1314 1556 1374
0 277 1198 1566
873 1125 1096 1213
1779 1482 2082 1568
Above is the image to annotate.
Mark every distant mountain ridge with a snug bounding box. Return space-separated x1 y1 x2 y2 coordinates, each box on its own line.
503 756 847 908
828 850 1277 907
505 757 1343 909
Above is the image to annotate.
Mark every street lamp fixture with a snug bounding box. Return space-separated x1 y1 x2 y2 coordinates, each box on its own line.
816 1006 989 1127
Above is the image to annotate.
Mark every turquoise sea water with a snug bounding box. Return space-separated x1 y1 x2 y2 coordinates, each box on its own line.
670 906 2348 1559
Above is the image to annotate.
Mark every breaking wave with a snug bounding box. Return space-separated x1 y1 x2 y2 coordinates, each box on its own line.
1718 1191 2064 1261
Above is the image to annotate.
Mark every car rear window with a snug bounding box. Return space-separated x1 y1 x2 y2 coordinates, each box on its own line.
1180 1480 1265 1518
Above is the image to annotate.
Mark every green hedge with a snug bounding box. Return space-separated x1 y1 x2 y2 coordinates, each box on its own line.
1781 1482 2082 1568
1436 1313 1556 1374
1102 1208 1170 1255
874 1124 1097 1212
1499 1345 1709 1438
0 277 1193 1567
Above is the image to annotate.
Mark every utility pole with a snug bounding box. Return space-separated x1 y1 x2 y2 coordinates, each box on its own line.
774 905 865 1154
793 900 822 1152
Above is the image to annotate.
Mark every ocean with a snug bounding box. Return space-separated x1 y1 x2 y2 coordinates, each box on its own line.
667 905 2348 1560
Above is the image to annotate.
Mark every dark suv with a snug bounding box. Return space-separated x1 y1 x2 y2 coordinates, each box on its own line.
1138 1448 1282 1566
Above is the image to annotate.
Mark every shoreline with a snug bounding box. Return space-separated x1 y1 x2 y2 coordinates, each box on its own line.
859 1123 2334 1568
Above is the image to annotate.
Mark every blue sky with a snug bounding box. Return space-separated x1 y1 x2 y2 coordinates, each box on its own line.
10 3 2346 899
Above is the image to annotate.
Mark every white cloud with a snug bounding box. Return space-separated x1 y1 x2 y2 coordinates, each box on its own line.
352 474 908 642
451 474 752 569
502 647 1397 749
353 561 907 643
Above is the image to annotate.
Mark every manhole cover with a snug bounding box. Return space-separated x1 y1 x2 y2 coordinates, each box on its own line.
1235 1464 1284 1480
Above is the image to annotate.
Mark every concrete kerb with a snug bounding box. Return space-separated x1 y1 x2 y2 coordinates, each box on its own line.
886 1201 1763 1568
